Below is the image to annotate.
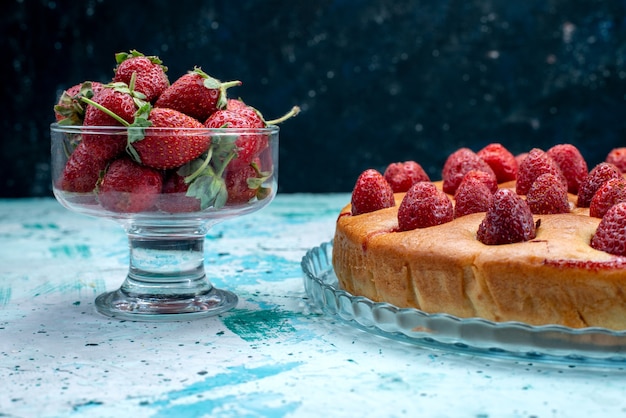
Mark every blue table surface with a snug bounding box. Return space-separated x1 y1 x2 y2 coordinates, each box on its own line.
2 194 626 418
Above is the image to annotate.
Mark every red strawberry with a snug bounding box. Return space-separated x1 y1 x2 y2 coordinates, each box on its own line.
477 143 518 183
453 176 493 218
606 147 626 173
155 67 241 122
546 144 588 194
477 189 536 245
98 157 163 213
589 177 626 218
350 169 395 215
224 158 273 205
54 81 104 125
58 141 108 193
158 170 201 213
461 169 498 193
515 148 567 195
205 107 266 166
526 173 570 214
205 107 265 128
398 182 453 230
83 86 139 127
442 148 496 194
590 201 626 256
128 107 210 170
112 50 169 102
82 85 144 161
577 162 622 207
205 105 299 166
226 98 250 111
383 161 430 192
225 164 258 205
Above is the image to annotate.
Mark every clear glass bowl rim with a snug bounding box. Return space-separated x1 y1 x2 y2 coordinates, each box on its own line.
50 122 280 135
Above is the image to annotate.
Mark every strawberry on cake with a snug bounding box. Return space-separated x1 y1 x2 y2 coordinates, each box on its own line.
332 143 626 330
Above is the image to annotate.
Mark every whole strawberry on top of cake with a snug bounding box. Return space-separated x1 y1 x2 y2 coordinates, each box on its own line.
332 143 626 330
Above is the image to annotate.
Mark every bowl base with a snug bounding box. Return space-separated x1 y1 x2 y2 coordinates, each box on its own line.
94 286 238 321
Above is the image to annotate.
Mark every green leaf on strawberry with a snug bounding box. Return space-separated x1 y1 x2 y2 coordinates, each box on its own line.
207 133 239 175
186 174 228 210
197 69 222 90
246 161 273 193
246 163 272 189
192 67 242 111
173 132 269 210
177 151 218 208
55 81 102 126
179 152 229 210
105 78 149 108
115 49 167 70
126 103 153 147
210 178 229 208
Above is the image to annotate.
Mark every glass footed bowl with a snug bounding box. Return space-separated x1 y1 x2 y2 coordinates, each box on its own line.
51 123 279 321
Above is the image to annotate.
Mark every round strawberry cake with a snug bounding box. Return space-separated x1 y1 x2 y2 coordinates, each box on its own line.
332 144 626 330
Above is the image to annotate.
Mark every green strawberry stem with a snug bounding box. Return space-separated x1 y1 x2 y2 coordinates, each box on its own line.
80 96 131 127
79 72 149 128
221 80 242 89
79 94 152 164
264 106 301 125
184 148 213 184
216 79 242 110
193 67 241 90
194 67 242 109
214 151 236 178
79 73 153 165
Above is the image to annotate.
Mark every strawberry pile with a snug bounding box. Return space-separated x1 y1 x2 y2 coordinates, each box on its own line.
54 50 299 213
349 142 626 255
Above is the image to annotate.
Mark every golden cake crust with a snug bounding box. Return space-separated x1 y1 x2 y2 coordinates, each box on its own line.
332 182 626 330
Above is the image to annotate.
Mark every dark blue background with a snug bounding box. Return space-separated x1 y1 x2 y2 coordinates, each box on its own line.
3 0 626 197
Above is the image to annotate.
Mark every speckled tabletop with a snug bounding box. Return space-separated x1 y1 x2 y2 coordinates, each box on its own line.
2 195 626 418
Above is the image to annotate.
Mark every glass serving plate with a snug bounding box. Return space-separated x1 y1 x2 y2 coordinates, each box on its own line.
302 241 626 368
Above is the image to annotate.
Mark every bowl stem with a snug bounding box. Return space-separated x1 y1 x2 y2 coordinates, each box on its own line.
95 223 238 321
